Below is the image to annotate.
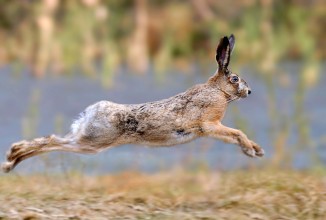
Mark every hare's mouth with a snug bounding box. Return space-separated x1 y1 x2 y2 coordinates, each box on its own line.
237 91 249 99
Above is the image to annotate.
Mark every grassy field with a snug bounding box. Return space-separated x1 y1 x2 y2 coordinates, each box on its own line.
0 170 325 220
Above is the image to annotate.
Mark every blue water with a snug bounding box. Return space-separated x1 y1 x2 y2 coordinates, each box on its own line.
0 63 325 174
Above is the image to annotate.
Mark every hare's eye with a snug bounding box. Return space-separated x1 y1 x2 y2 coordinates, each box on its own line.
230 76 239 83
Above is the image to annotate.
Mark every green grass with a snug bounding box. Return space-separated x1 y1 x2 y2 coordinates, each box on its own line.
0 170 325 219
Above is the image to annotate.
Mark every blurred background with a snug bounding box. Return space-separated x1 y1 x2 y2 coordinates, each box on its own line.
0 0 325 174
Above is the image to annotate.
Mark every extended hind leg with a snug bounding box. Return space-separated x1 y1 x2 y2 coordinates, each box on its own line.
2 135 102 173
6 135 68 162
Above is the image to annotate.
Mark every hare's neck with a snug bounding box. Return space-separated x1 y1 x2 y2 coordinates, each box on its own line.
216 87 234 103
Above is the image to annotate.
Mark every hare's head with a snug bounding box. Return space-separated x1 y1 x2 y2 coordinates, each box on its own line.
209 35 251 100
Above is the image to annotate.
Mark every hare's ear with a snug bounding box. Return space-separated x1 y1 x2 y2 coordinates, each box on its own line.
216 36 231 70
228 34 235 54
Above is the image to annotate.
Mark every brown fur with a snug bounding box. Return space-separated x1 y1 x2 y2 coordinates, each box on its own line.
1 34 264 173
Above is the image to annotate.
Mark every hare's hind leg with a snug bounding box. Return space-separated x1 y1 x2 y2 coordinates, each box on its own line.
2 135 101 173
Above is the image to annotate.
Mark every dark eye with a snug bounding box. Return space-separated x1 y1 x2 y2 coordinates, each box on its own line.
230 76 239 83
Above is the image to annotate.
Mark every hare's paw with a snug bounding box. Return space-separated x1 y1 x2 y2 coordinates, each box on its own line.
6 141 28 161
251 141 264 157
241 142 264 158
1 161 15 173
241 147 256 157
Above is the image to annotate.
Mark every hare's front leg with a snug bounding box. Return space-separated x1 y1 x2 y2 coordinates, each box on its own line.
204 123 264 157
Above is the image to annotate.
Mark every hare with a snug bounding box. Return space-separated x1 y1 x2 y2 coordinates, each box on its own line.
2 34 264 173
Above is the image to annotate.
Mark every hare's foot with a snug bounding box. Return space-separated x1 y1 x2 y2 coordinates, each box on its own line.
6 140 30 162
241 147 256 157
3 141 33 173
1 161 15 173
241 142 264 158
2 141 30 173
251 141 264 157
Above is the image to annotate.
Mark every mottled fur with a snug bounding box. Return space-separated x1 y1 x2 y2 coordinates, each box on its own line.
2 34 264 173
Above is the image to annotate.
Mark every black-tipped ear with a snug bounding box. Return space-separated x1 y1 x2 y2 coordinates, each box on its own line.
228 34 235 54
216 36 231 70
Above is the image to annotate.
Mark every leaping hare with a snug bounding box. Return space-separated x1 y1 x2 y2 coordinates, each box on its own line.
2 34 264 173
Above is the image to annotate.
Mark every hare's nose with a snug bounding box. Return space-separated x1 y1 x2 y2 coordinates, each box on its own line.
248 90 251 95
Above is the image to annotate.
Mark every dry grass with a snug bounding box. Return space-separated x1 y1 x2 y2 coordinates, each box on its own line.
0 170 325 220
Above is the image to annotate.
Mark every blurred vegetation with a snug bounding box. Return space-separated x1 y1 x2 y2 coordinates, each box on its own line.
0 170 325 219
0 0 324 78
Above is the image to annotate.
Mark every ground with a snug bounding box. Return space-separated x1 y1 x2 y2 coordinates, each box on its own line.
0 170 325 219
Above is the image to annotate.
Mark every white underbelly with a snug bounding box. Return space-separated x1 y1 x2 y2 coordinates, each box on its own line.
142 132 197 147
